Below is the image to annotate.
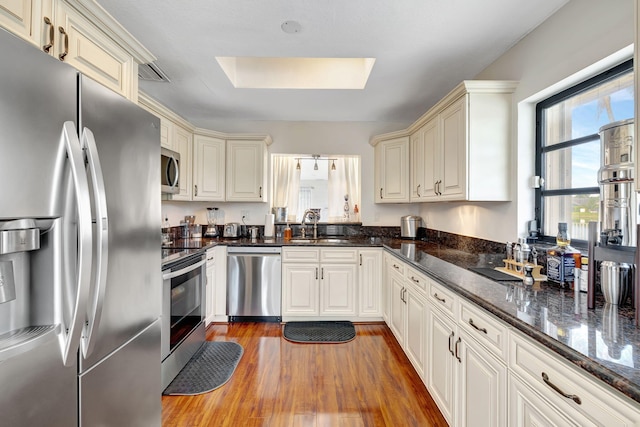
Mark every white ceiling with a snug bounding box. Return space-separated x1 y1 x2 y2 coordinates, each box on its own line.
97 0 569 126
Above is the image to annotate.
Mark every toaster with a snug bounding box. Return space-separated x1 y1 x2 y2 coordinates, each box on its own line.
223 222 241 238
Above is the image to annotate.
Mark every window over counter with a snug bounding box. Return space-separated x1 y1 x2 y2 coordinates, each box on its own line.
271 154 361 223
535 59 633 242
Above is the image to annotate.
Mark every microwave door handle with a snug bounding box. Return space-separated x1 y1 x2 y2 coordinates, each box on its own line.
59 122 93 367
162 259 206 280
79 127 109 359
170 155 179 189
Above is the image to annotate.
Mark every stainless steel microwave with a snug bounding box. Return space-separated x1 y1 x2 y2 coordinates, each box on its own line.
161 147 180 194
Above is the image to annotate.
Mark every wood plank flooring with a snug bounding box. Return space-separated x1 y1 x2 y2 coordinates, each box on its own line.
162 322 447 427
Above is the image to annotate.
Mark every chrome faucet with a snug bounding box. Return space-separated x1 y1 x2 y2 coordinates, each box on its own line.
302 209 319 239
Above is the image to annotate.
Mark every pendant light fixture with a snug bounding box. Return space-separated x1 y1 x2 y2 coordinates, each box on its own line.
294 155 338 171
331 160 336 171
314 155 319 171
296 158 301 170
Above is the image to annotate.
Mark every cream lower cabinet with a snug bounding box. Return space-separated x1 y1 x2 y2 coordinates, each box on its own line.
427 303 458 425
205 248 215 326
212 246 227 322
193 135 225 201
509 330 640 427
282 247 381 321
358 249 383 318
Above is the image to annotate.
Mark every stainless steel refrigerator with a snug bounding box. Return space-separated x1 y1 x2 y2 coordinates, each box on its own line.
0 28 161 426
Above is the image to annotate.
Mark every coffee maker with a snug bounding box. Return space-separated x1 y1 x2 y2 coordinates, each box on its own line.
587 119 638 319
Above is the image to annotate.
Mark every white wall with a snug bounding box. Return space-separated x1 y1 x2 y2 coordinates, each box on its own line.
420 0 634 243
162 121 422 227
164 0 634 240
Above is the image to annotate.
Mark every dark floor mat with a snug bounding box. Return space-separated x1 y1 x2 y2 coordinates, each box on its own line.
283 321 356 343
163 341 243 395
469 267 522 282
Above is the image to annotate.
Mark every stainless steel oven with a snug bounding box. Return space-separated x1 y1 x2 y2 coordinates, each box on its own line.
161 252 206 389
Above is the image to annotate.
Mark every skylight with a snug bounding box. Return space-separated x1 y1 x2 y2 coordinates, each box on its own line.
215 57 376 89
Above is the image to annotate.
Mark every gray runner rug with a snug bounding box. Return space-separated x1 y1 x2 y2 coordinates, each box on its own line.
283 321 356 343
163 341 244 395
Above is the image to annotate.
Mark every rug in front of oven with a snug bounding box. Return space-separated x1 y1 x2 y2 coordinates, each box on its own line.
163 341 244 395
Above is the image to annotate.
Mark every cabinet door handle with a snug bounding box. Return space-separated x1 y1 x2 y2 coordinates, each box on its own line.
43 17 54 53
380 188 383 199
58 26 69 61
468 318 487 334
359 254 362 266
434 181 438 196
417 184 421 197
259 186 262 198
315 267 318 280
448 331 455 356
194 185 198 196
541 372 582 405
437 180 442 196
455 337 461 363
433 293 446 304
321 267 324 280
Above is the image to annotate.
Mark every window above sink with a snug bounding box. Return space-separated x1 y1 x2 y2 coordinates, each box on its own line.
271 154 361 223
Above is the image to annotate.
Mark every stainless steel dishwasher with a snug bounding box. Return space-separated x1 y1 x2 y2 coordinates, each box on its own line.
227 246 282 322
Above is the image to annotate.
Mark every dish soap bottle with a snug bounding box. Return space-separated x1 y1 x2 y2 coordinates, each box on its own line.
283 223 292 241
546 222 581 288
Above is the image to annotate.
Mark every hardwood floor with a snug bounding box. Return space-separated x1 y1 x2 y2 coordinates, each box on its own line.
162 322 448 427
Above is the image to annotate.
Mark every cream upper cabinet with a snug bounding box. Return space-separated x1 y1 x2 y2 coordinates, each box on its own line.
159 117 173 149
55 1 137 100
171 125 193 201
0 0 154 102
411 118 438 201
0 0 36 43
374 136 410 203
372 81 516 203
226 139 266 202
193 135 225 201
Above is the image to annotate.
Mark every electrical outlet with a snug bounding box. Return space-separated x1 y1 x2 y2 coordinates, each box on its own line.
241 210 250 222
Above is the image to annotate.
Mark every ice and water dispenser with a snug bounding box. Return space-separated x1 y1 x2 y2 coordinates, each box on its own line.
587 119 640 324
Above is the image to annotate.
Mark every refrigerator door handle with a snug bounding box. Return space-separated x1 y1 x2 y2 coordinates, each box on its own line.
59 121 93 367
79 127 109 359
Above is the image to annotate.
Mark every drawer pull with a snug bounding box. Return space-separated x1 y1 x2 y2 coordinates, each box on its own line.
434 293 446 303
448 331 455 356
393 264 400 270
541 372 582 405
468 318 487 334
411 276 420 284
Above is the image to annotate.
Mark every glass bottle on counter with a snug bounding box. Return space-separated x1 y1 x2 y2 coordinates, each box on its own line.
546 222 581 288
283 223 292 241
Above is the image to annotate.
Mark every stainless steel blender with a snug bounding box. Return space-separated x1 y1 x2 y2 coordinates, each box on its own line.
205 207 220 237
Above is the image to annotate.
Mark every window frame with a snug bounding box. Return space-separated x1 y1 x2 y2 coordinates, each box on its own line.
535 59 633 244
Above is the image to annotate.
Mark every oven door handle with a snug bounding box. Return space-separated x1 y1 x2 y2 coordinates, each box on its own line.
162 259 206 280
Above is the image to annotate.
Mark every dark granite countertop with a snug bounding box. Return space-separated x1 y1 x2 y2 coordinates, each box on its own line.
161 235 640 403
383 240 640 404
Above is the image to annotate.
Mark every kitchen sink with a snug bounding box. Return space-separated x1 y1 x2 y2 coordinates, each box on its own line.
289 238 352 244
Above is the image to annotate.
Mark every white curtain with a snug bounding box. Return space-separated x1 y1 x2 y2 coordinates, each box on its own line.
328 157 360 221
271 156 300 222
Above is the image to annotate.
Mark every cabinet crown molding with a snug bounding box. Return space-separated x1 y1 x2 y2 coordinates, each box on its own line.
370 80 518 147
64 0 156 64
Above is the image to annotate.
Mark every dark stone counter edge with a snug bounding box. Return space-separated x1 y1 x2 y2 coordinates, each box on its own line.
383 248 640 405
162 237 640 404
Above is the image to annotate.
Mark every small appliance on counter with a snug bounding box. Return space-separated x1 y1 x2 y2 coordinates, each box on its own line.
272 207 288 223
205 207 220 237
401 215 423 239
224 222 241 238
